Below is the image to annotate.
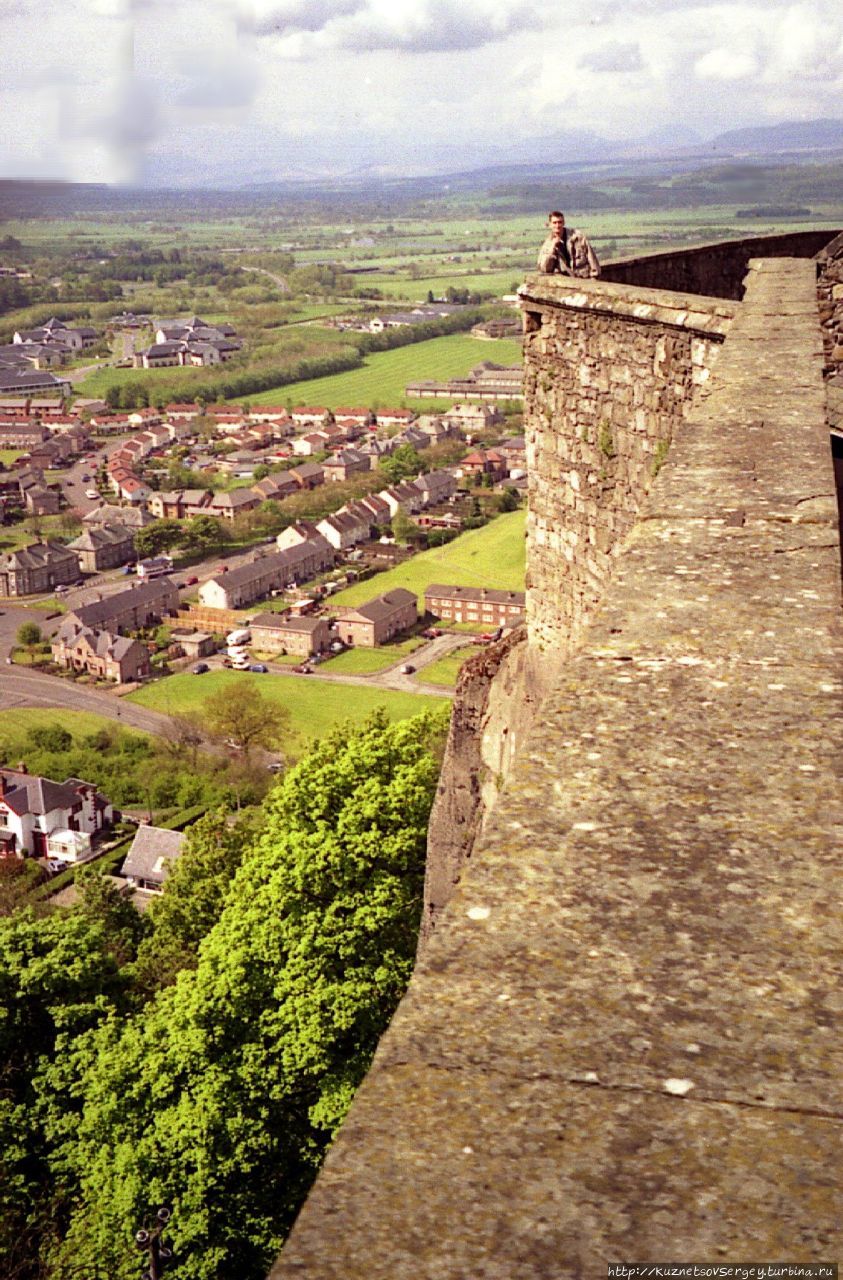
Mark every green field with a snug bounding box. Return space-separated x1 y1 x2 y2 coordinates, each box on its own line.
367 270 527 300
0 450 25 467
245 333 522 408
320 636 424 674
127 670 447 752
332 509 526 608
421 644 484 688
0 707 137 743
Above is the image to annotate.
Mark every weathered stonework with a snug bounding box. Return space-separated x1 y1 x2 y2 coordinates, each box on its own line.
816 231 843 376
269 240 843 1280
519 276 735 653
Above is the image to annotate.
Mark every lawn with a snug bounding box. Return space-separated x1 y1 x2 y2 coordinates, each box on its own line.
127 670 447 752
244 333 523 409
421 644 484 688
330 509 526 609
320 636 424 674
0 707 140 744
0 450 25 467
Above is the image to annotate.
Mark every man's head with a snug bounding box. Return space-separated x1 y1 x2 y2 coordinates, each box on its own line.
548 211 566 238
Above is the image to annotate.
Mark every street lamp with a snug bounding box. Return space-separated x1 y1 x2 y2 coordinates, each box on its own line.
135 1206 175 1280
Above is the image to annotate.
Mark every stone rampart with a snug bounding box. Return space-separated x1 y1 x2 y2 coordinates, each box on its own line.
602 228 834 298
519 277 735 654
269 254 842 1279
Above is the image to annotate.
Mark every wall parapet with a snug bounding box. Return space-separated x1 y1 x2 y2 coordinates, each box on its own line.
521 273 734 655
269 256 842 1279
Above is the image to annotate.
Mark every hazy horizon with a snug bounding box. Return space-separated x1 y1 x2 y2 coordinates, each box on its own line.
1 0 842 188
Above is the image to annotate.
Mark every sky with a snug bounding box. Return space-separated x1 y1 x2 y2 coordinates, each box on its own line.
1 0 842 186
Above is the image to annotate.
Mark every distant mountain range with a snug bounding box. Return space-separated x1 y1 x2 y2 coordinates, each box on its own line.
123 118 843 191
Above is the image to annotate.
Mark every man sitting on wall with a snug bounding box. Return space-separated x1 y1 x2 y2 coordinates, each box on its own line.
537 210 601 278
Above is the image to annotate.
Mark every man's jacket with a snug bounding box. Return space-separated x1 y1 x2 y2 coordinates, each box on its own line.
537 228 600 278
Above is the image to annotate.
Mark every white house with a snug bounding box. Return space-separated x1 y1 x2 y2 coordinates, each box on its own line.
0 768 114 861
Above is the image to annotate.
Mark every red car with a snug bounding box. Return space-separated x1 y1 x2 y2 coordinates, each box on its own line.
184 575 199 586
293 664 313 674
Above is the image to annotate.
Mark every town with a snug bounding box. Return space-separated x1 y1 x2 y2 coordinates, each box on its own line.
0 298 528 895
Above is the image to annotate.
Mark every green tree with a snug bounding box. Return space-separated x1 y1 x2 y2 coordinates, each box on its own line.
379 444 422 485
133 521 182 559
16 621 42 661
391 508 422 546
0 908 131 1279
181 513 227 552
204 681 287 761
50 710 448 1280
26 723 71 753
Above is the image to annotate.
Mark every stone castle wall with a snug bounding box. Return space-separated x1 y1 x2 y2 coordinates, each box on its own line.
520 278 735 653
269 240 843 1280
602 228 833 298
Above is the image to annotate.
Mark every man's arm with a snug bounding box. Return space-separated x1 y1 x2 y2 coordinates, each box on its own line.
537 236 564 273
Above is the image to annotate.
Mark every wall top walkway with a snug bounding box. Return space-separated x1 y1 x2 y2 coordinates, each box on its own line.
270 259 843 1278
518 273 737 336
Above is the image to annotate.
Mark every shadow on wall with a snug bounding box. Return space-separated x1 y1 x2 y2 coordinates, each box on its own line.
603 229 836 299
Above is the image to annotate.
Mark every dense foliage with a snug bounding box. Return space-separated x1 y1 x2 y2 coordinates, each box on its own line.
0 709 447 1279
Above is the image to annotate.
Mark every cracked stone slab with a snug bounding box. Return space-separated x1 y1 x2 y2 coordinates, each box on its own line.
271 1073 842 1280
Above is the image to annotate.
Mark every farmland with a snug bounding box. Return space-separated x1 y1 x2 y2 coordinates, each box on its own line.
245 332 523 408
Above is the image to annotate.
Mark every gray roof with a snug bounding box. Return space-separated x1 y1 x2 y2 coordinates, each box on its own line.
425 584 526 606
338 588 417 624
121 825 186 884
69 522 134 552
252 612 326 634
0 769 97 817
72 577 177 628
0 541 77 572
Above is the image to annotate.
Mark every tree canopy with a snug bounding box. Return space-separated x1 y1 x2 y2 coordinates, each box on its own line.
5 708 447 1280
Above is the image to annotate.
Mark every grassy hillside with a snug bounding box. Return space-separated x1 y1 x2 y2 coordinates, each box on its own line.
245 332 522 408
332 509 526 608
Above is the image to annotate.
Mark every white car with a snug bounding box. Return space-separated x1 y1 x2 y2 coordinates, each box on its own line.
85 489 99 500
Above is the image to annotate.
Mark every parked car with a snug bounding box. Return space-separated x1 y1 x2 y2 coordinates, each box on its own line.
81 473 91 482
293 664 313 674
422 627 442 639
85 489 99 500
400 664 416 675
184 575 199 586
47 859 65 875
226 628 251 646
249 663 268 673
217 564 229 573
192 662 210 675
221 657 233 668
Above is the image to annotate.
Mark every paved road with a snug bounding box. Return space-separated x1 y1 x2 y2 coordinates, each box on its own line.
0 666 183 735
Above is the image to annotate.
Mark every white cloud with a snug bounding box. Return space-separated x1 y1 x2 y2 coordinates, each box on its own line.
695 47 759 79
255 0 547 56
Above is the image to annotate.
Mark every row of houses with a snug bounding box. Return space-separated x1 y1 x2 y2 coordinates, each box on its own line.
406 362 523 403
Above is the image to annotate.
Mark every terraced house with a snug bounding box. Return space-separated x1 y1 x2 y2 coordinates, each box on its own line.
51 621 151 684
